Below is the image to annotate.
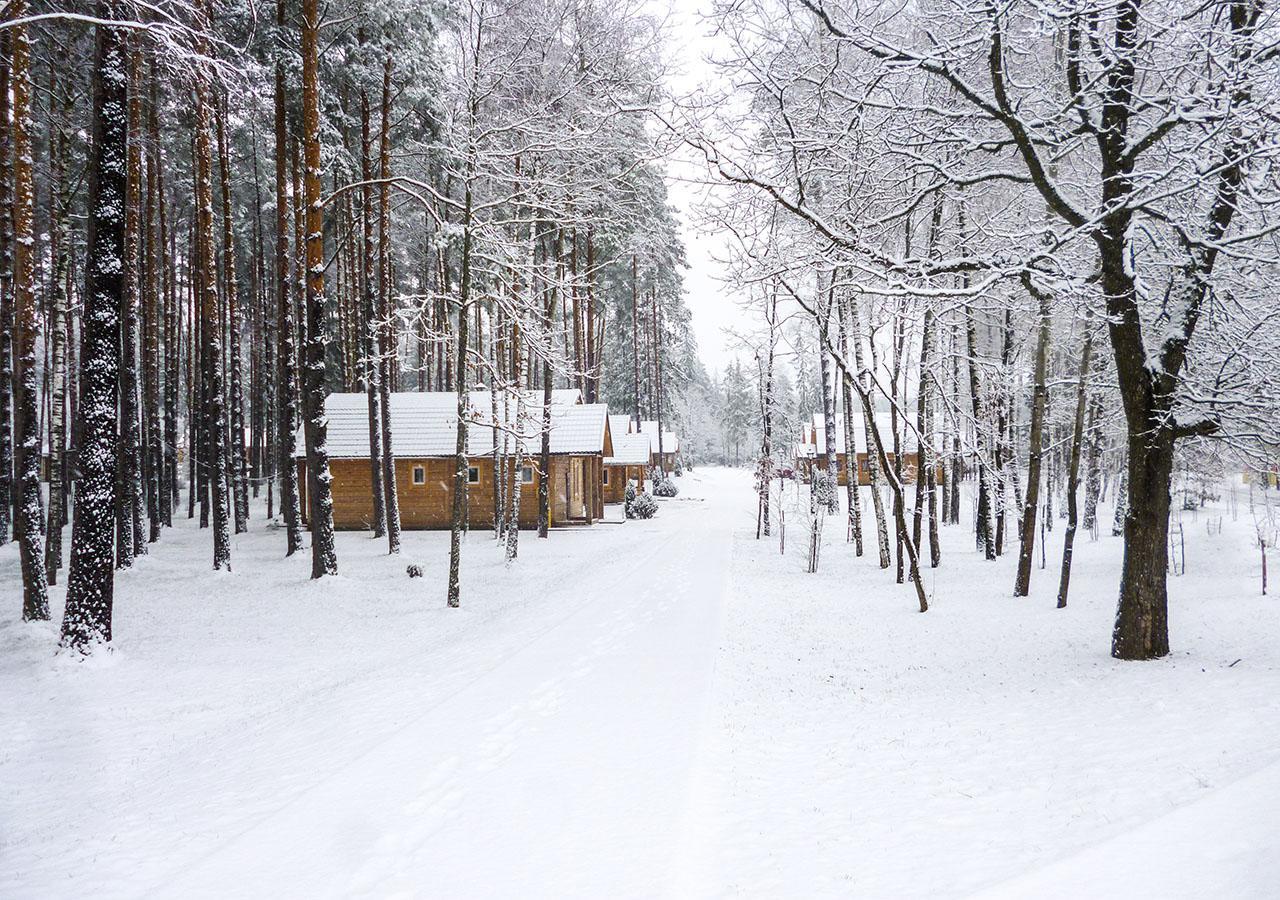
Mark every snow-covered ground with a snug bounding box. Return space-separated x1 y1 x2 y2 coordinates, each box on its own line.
1 468 1277 898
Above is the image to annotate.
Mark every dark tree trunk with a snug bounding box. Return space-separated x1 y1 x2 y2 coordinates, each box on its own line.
0 32 13 548
301 0 337 578
194 46 231 571
1057 327 1093 608
274 0 303 555
45 68 71 582
359 65 387 540
11 5 47 619
117 47 145 566
1014 284 1051 596
447 181 474 608
216 97 249 535
63 9 127 650
378 57 400 554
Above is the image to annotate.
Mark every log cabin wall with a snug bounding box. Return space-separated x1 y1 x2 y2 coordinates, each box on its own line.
299 454 598 530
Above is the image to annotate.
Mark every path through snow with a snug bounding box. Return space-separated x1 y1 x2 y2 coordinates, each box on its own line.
2 467 1277 898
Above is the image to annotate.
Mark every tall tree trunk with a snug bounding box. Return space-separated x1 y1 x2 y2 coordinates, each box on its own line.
45 69 70 582
301 0 337 577
359 75 387 540
630 253 639 427
217 97 249 534
275 0 302 555
1081 393 1104 533
11 4 47 619
0 32 13 548
1057 324 1094 608
143 60 164 542
1014 283 1052 596
447 180 474 607
63 8 126 650
848 293 890 567
838 290 862 555
378 56 400 554
964 302 996 560
537 227 557 537
816 275 839 514
194 35 231 571
118 46 146 565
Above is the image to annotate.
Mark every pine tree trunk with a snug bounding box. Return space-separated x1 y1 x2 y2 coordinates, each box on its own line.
118 47 146 564
10 6 47 619
63 9 126 650
194 43 231 571
300 0 337 578
378 57 400 553
274 0 302 555
0 32 13 548
143 61 163 543
45 71 70 583
216 98 249 535
359 79 387 539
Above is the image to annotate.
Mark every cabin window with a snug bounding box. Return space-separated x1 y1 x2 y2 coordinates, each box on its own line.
468 466 480 484
412 466 425 485
603 468 610 485
521 466 533 484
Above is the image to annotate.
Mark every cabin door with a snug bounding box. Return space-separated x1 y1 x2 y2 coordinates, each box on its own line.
570 458 586 519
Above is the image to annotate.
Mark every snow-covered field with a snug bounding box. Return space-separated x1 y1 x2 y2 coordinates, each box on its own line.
1 467 1277 898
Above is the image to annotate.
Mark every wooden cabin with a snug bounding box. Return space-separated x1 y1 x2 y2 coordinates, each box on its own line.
802 413 944 487
639 420 681 470
297 392 612 530
603 417 651 503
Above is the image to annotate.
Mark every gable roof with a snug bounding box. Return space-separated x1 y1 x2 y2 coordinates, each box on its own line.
300 392 609 459
605 432 651 467
809 412 868 455
608 414 634 440
638 420 679 454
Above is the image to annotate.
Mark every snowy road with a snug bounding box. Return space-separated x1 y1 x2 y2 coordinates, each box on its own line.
5 468 1278 898
159 483 734 899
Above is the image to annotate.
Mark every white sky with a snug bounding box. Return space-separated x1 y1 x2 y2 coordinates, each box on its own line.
651 0 743 377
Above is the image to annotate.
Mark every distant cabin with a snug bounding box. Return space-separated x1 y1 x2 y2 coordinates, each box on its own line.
638 420 680 470
603 415 651 503
799 413 944 487
296 391 612 530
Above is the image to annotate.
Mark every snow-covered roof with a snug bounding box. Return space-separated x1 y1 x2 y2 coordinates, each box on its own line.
608 414 635 440
809 413 868 455
300 393 609 459
469 388 582 408
638 420 679 454
605 433 651 467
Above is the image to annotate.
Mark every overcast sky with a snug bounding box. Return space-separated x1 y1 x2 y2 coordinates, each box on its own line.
651 0 743 377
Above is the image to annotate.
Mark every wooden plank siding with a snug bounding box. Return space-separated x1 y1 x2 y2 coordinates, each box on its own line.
299 453 603 531
805 452 947 487
603 463 646 504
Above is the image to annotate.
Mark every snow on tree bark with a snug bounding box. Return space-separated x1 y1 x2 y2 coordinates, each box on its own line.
63 9 127 650
300 0 337 578
10 2 47 620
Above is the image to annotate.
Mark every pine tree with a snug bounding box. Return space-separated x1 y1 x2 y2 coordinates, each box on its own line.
63 8 127 650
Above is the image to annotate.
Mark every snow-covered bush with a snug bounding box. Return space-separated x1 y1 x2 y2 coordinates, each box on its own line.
653 475 679 498
624 480 638 518
406 564 424 578
629 491 658 519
